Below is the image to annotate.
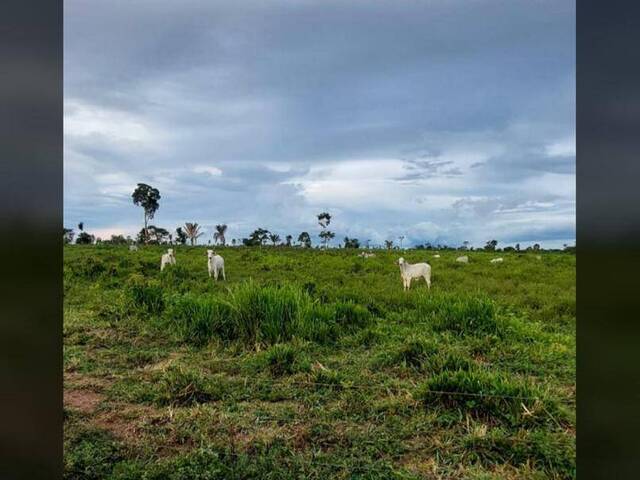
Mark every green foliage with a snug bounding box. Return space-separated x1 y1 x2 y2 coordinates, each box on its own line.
126 275 165 314
164 293 231 346
64 428 123 479
415 292 501 336
152 365 220 407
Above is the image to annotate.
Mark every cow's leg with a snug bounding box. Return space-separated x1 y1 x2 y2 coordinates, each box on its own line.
222 267 226 281
424 275 431 289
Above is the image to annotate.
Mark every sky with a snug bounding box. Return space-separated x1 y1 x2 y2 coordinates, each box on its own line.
64 0 575 248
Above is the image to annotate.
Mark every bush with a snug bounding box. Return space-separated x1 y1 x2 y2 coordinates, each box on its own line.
333 301 371 329
415 293 501 336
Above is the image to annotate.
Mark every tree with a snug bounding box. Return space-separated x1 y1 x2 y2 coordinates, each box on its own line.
298 232 311 248
461 240 469 250
231 238 237 247
533 243 541 252
243 228 269 247
319 230 335 248
76 232 94 244
285 235 293 247
175 227 187 245
385 240 394 250
515 243 520 252
137 225 170 244
269 233 281 246
398 235 405 249
183 222 203 246
214 224 228 246
344 237 360 249
317 212 332 249
484 239 498 251
106 234 127 245
77 222 84 231
132 183 161 244
63 228 74 244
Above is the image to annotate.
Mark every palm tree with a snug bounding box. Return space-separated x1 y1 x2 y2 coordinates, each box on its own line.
269 233 281 246
183 222 203 246
319 230 335 248
214 224 227 245
385 240 394 250
285 235 293 247
398 235 405 249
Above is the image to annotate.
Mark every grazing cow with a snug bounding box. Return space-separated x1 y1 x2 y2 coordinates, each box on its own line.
207 250 226 281
433 254 441 258
129 245 138 252
398 257 431 291
456 255 469 263
160 248 176 271
490 257 504 263
358 252 375 258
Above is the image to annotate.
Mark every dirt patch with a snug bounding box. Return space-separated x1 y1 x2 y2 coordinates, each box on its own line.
64 389 104 413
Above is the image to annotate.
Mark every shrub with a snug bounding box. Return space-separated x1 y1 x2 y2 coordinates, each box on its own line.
126 275 165 314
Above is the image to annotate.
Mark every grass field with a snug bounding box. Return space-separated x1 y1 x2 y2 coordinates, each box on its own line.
63 245 575 479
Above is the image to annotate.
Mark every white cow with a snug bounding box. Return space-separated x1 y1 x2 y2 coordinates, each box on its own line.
207 250 226 281
456 255 469 263
358 252 376 258
398 257 431 291
433 254 441 258
490 257 504 263
160 248 176 271
129 245 138 252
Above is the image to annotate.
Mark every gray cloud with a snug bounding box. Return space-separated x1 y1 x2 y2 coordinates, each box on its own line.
64 0 575 248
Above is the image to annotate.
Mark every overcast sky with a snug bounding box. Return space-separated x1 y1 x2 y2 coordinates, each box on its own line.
64 0 575 248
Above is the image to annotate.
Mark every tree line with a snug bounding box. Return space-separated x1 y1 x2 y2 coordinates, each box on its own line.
63 183 575 252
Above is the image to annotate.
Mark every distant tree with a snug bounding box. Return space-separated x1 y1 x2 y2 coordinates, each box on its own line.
76 232 93 244
317 212 332 249
137 226 169 244
132 183 161 244
63 228 74 244
175 227 187 245
398 235 405 249
95 237 102 244
78 222 84 232
344 237 360 249
533 243 541 252
319 230 335 248
244 228 269 247
484 239 498 251
183 222 203 246
269 233 281 246
214 224 228 246
461 240 469 250
285 235 293 247
107 234 127 245
385 240 394 250
231 238 237 247
298 232 311 248
515 243 520 252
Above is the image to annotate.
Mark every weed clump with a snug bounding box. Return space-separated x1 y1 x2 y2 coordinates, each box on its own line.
415 369 559 426
126 275 165 314
154 366 219 407
415 293 501 336
260 343 307 376
164 293 231 346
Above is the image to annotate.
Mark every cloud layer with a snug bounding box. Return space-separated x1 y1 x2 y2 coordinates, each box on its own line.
64 0 575 248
